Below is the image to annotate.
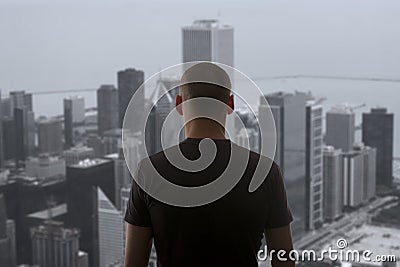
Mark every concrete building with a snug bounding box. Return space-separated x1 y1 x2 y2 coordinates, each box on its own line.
0 91 3 168
182 19 234 67
9 90 32 113
305 101 324 230
14 107 35 163
63 146 94 166
262 91 308 240
322 146 343 221
104 149 132 210
64 96 85 148
66 158 115 267
342 144 376 208
0 194 16 266
362 108 394 187
31 221 80 267
97 85 119 136
117 68 144 129
97 188 124 267
25 155 66 179
37 117 63 154
326 105 355 152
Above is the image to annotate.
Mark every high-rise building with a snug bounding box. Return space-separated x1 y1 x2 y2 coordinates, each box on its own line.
38 117 63 154
262 91 308 240
117 68 144 129
362 108 394 187
326 105 355 152
105 149 132 210
0 91 3 168
305 101 323 230
342 144 376 208
64 96 85 148
14 107 35 163
66 158 115 267
322 146 343 221
97 187 124 267
26 155 66 179
0 175 67 264
2 118 15 160
147 78 178 154
9 91 32 112
182 19 234 67
63 145 94 166
9 91 35 158
97 85 119 136
1 96 12 119
0 193 16 266
31 221 80 267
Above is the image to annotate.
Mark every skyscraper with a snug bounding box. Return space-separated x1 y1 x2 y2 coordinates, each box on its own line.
97 187 124 267
326 105 355 152
64 96 85 148
105 148 132 210
2 118 15 160
362 108 394 187
31 221 80 267
117 68 144 129
0 90 4 168
9 91 32 112
305 101 323 230
37 117 63 154
323 146 343 221
147 77 179 154
9 91 35 158
97 85 119 136
262 91 308 240
182 19 234 67
0 193 16 266
342 144 376 208
66 158 115 267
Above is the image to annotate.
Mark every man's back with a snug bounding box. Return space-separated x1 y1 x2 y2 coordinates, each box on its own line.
125 138 292 267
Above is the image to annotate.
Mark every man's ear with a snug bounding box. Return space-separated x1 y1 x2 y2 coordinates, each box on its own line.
227 94 234 115
176 95 183 115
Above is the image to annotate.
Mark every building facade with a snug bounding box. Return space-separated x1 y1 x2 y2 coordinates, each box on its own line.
323 146 343 221
305 101 324 230
97 85 119 136
362 108 394 187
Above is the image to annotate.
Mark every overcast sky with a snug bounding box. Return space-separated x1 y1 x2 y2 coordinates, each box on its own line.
1 0 399 94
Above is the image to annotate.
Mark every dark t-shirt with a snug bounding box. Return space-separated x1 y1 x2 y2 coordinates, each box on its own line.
125 138 292 267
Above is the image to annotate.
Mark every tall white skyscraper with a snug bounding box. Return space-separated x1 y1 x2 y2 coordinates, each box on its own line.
182 19 234 67
97 188 124 267
305 101 323 230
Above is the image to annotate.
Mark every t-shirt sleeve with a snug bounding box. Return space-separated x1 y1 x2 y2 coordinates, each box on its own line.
124 165 152 227
264 164 293 229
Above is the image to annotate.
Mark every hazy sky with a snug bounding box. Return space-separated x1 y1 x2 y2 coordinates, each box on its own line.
1 0 399 94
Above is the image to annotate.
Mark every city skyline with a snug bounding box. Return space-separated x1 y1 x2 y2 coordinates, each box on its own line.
0 3 399 266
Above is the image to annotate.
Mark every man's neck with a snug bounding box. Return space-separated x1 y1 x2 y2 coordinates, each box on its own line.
184 119 227 140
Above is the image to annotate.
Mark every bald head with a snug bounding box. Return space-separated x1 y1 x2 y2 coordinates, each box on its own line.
180 62 231 103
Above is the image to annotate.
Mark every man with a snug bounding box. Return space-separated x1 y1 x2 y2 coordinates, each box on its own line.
124 62 294 267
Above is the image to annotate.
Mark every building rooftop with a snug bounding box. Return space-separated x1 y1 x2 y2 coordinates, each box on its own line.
27 203 67 220
71 158 110 169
